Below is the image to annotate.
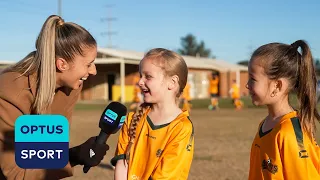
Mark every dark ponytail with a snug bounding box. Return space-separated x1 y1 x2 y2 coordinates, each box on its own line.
293 40 320 138
251 40 320 138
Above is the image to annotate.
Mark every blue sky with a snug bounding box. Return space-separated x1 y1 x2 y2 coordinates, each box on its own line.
0 0 319 64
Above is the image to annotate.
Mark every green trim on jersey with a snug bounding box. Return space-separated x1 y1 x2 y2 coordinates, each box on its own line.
186 116 194 151
290 117 308 158
259 120 272 138
147 116 171 130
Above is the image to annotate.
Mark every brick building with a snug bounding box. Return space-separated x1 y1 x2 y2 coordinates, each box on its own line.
81 48 249 103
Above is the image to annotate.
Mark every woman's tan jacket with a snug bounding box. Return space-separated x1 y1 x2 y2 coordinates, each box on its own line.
0 71 82 180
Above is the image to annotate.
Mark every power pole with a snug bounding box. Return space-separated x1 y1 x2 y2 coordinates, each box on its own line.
58 0 62 17
101 5 117 48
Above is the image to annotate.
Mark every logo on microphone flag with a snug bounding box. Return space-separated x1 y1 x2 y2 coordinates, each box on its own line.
14 115 69 169
104 109 118 125
118 116 126 128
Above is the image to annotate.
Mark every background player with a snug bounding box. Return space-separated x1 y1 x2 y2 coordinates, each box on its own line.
208 72 219 110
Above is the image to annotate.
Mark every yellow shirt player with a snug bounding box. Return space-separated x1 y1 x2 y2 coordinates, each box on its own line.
130 76 143 111
111 107 194 179
132 84 142 103
132 76 142 103
229 81 240 100
208 73 219 110
249 111 320 179
113 48 194 180
182 83 191 101
181 83 192 111
229 80 243 109
209 76 219 96
247 40 320 180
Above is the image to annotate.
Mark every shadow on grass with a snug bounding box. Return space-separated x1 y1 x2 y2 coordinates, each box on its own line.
75 93 319 111
98 163 115 171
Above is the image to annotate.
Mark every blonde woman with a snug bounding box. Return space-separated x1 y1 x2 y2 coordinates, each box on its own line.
0 15 109 179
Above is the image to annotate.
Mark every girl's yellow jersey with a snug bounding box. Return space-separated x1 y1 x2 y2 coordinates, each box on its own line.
209 78 219 94
182 83 191 101
111 108 194 180
230 83 240 99
249 111 320 180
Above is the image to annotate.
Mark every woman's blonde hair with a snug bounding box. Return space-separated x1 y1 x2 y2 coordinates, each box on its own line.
125 48 188 162
6 15 96 114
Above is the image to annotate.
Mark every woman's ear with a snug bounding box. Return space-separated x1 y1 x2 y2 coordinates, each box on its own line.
168 75 179 90
56 58 70 72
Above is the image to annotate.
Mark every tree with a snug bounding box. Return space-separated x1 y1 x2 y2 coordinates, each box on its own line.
178 34 212 58
315 58 320 66
196 41 211 58
315 58 320 74
237 60 249 66
178 34 197 56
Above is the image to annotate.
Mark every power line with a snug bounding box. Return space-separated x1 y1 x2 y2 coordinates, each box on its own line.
58 0 62 17
101 5 117 48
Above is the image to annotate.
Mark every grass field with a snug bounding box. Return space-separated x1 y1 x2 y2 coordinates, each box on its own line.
74 95 301 110
66 97 320 180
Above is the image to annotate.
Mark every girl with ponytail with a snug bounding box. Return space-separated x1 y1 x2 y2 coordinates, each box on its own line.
111 48 194 180
0 15 109 179
247 40 320 179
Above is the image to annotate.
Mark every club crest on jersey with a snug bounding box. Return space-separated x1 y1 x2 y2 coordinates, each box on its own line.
262 158 278 174
186 144 192 151
299 150 309 158
131 175 140 180
156 149 163 157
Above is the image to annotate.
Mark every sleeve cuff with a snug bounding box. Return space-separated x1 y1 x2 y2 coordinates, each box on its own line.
110 154 126 166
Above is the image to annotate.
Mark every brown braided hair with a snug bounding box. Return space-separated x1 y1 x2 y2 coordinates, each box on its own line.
125 103 150 162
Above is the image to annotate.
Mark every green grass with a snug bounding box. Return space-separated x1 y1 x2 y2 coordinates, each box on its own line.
190 96 254 109
190 94 299 109
74 104 107 111
74 94 318 111
74 97 260 111
74 102 133 111
73 97 276 111
190 93 304 109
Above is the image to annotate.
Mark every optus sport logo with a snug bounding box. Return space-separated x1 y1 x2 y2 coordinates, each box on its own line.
103 109 118 125
15 115 69 169
103 109 126 128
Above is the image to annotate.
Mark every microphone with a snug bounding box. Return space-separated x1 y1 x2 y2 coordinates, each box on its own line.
83 101 127 173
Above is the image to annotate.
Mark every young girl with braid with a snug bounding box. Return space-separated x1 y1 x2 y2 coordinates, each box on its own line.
111 48 194 180
247 40 320 179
